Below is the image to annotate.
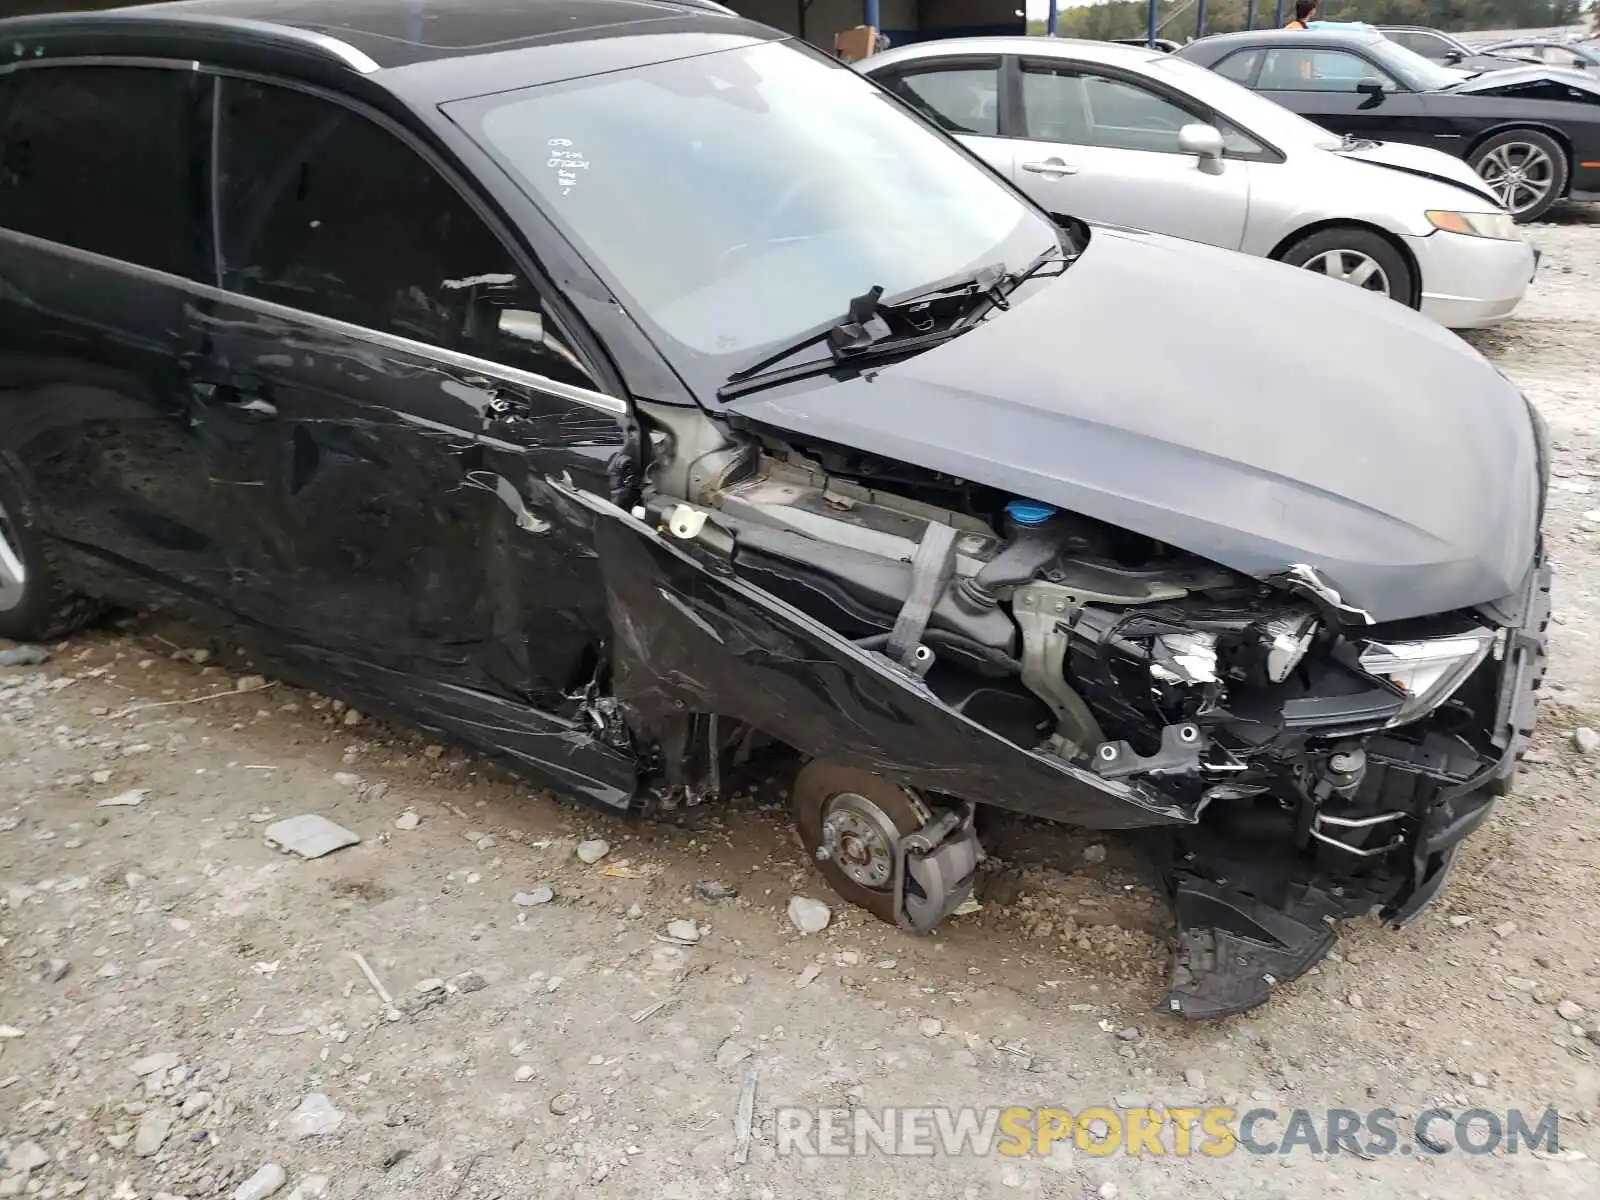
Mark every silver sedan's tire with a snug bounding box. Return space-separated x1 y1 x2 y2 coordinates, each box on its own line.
1277 226 1416 309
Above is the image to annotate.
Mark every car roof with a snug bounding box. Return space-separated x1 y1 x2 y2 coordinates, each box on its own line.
1193 28 1386 46
0 0 756 73
863 35 1165 72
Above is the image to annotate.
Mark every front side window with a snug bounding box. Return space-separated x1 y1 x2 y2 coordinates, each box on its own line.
1021 63 1262 156
454 41 1055 387
0 65 209 278
1258 49 1400 92
885 62 1000 136
215 78 594 389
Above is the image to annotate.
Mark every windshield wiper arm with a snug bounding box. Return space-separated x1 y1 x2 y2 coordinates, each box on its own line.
716 264 1016 401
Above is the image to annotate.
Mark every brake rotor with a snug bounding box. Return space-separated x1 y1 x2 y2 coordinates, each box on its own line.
792 760 930 926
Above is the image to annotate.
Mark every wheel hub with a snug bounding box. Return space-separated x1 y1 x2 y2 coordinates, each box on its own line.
1477 142 1553 215
0 500 28 613
820 792 901 890
1301 249 1391 296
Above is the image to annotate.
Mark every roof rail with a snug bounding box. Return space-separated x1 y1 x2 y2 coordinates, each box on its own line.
0 10 381 74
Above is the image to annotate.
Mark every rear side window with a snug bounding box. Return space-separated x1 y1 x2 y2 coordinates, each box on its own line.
0 65 210 278
214 78 595 389
883 62 1001 136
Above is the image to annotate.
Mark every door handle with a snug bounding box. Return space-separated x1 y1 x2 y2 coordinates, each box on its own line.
1022 158 1080 176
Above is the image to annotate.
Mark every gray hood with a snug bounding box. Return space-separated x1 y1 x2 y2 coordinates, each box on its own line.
725 225 1540 624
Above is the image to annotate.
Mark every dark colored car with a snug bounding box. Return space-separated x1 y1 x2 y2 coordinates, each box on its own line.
1481 38 1600 72
0 0 1551 1019
1376 24 1539 72
1178 28 1600 220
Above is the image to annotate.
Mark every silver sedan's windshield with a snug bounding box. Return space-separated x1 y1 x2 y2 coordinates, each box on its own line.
455 40 1057 386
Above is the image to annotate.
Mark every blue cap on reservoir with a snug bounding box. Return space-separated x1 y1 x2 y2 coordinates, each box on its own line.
1005 499 1057 526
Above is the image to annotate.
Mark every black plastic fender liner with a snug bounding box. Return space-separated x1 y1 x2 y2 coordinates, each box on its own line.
566 487 1197 829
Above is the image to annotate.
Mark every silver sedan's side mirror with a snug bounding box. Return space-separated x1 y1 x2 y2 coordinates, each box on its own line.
1178 123 1225 175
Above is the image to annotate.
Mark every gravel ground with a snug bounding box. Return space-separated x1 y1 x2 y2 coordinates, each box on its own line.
4 209 1600 1200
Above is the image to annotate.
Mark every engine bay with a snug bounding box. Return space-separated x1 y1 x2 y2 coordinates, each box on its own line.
614 402 1547 1017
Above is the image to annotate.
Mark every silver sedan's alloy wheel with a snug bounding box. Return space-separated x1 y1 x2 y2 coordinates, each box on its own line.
1476 141 1555 215
1299 249 1392 296
0 499 28 613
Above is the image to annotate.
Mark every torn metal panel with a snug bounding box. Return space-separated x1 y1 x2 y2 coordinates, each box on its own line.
579 492 1195 830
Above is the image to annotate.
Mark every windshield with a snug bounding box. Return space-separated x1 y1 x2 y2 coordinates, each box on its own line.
454 40 1056 391
1366 38 1471 90
1148 55 1345 150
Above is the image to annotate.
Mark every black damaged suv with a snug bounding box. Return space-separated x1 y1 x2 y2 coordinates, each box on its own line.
0 0 1550 1017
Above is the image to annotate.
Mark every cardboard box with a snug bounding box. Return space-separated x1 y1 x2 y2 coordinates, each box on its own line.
834 25 878 63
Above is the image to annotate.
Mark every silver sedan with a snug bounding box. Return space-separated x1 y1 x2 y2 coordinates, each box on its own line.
856 38 1536 328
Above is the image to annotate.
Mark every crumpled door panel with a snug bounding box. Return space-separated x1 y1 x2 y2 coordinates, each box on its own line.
579 494 1196 830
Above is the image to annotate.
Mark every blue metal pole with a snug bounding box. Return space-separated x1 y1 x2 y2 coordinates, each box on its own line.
1147 0 1157 47
1246 0 1256 29
1274 0 1285 27
865 0 879 28
1195 0 1207 39
1047 0 1058 36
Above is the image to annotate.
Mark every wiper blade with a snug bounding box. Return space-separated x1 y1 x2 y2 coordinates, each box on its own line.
717 264 1015 401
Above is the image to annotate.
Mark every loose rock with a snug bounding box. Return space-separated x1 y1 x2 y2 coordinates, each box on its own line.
1558 999 1586 1022
576 838 611 864
693 880 738 902
1115 1027 1140 1042
393 811 420 831
1082 843 1107 864
6 1143 47 1173
514 886 554 907
788 896 832 935
130 1052 182 1077
234 1164 287 1200
264 814 360 860
285 1176 330 1200
665 919 701 944
97 788 149 808
515 1064 536 1082
1183 1068 1205 1091
919 1017 944 1038
38 958 70 983
0 645 50 667
453 969 488 994
1573 727 1600 754
550 1092 577 1116
288 1093 345 1139
135 1107 176 1156
235 675 269 693
797 964 822 989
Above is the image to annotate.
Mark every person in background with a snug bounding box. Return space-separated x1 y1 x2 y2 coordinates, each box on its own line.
1284 0 1317 30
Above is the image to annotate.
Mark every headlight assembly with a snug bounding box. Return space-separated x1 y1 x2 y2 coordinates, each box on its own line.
1357 628 1497 725
1425 209 1520 241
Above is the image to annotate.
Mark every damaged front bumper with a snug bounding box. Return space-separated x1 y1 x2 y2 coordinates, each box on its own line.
1163 552 1552 1019
555 478 1550 1020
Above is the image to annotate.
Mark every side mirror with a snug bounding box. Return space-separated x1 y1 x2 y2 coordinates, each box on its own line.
1178 122 1225 174
1356 79 1387 99
1444 49 1464 64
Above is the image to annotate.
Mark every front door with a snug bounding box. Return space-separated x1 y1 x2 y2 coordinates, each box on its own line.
198 75 630 711
1006 58 1251 250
